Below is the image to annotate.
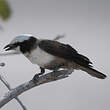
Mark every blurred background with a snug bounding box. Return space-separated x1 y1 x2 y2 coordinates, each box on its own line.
0 0 110 110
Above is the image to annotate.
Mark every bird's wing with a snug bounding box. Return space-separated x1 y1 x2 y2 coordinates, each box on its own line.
39 40 92 67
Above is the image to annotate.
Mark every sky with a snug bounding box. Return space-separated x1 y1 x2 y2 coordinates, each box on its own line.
0 0 110 110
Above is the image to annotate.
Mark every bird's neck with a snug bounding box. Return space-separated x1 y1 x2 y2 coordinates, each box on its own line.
20 38 38 53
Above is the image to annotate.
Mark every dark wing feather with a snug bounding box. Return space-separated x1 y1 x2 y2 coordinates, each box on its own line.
39 40 92 67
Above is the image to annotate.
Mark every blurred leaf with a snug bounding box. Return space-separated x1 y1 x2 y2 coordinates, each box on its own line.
0 0 11 20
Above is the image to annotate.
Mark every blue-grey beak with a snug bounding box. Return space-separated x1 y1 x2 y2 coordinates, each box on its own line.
4 44 16 51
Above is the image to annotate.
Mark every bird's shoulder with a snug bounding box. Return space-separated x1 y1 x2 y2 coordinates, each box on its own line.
38 39 78 59
38 39 92 67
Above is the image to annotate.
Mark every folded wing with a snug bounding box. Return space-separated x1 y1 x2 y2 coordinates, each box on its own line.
39 40 92 68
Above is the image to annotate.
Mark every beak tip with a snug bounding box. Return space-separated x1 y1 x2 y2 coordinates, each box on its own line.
3 44 11 51
3 46 7 50
3 44 16 51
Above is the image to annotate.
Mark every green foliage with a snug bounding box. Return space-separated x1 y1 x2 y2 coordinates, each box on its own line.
0 0 11 20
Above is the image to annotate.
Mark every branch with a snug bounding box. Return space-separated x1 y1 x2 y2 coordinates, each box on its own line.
0 74 27 110
53 34 65 41
0 51 20 56
0 62 27 109
0 69 73 109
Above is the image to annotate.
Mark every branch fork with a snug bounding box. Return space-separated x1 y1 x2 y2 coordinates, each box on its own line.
0 69 73 109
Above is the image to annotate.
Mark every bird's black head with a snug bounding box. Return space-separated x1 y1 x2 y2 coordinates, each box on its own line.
4 34 37 53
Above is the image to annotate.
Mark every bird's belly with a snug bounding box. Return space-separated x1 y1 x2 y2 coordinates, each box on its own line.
25 47 56 67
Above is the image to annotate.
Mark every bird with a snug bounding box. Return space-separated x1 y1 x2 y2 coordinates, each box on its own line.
4 34 107 81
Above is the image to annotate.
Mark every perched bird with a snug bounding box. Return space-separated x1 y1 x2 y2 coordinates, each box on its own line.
4 34 106 81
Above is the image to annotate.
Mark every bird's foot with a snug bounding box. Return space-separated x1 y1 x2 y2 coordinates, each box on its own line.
32 67 45 83
52 70 58 80
32 74 40 83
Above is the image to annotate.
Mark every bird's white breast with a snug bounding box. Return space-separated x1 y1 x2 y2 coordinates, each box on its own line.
24 46 56 67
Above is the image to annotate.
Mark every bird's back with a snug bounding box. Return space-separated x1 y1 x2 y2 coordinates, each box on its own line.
39 40 92 68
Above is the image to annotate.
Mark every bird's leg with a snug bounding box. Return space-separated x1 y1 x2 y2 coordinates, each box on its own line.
38 67 45 76
32 67 45 83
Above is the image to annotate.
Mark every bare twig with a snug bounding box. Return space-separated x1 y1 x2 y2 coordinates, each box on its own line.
0 51 20 56
0 74 27 110
0 62 27 109
0 69 73 108
53 34 65 41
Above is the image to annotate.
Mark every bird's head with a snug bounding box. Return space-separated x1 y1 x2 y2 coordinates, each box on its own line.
4 34 37 53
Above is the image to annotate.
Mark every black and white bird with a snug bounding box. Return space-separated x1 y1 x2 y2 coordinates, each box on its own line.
4 34 106 81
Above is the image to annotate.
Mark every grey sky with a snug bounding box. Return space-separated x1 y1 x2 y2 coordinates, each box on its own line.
0 0 110 110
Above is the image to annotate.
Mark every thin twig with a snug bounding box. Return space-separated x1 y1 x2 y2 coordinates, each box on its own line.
53 34 65 41
0 69 73 108
0 51 20 56
0 62 27 109
0 74 27 110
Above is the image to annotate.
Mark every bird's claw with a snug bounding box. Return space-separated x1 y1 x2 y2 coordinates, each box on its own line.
52 71 57 80
32 74 40 83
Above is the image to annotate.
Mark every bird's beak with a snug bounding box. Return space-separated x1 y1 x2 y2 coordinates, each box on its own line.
4 44 16 51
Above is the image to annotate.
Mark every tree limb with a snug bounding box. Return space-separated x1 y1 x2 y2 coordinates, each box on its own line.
0 69 73 109
0 51 20 56
0 34 67 109
0 74 27 110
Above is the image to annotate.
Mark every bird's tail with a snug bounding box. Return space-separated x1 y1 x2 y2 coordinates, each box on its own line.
80 66 107 79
